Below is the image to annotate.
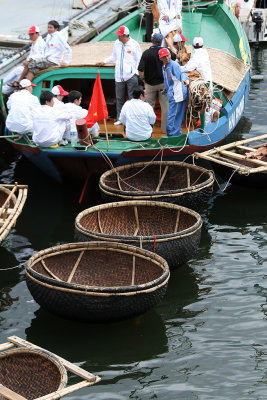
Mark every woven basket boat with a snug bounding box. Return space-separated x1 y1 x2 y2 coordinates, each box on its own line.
26 241 170 321
0 183 28 243
0 348 67 400
99 161 214 212
75 201 202 268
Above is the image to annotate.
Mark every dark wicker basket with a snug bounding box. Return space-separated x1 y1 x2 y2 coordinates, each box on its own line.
75 201 202 268
26 241 170 322
0 348 67 400
99 161 214 212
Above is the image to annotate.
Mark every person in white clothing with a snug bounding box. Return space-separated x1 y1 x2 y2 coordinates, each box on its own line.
180 36 213 85
32 91 72 147
119 86 156 141
98 26 142 123
5 26 45 90
64 90 100 143
157 0 182 38
18 20 72 83
51 85 69 110
6 79 40 134
205 108 219 125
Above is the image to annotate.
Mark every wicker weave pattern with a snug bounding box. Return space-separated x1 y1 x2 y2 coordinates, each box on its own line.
0 348 67 400
99 161 214 212
75 201 202 268
26 242 170 321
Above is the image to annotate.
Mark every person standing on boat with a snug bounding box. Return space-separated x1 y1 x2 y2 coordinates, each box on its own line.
6 79 40 134
119 86 156 141
180 37 212 85
14 20 72 84
165 33 191 65
157 0 182 38
159 48 189 136
98 26 142 125
138 32 176 134
32 91 72 148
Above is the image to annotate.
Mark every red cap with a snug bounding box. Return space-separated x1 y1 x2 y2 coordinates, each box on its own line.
115 26 130 36
158 48 170 58
51 85 69 96
173 33 189 42
28 26 40 34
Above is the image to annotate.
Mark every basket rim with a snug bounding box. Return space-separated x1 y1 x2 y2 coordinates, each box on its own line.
0 347 68 391
99 161 214 196
75 200 202 242
26 241 170 294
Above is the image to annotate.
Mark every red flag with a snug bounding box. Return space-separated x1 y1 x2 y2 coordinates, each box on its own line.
85 71 108 128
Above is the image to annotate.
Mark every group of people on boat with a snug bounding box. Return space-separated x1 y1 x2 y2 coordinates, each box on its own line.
3 10 218 147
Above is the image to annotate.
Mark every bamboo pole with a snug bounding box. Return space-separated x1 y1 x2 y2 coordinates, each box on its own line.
0 385 27 400
0 183 18 219
174 210 180 233
41 259 62 281
131 256 135 285
67 251 84 283
156 166 168 192
0 342 14 351
34 378 101 400
97 211 103 233
133 206 140 236
186 168 191 188
219 149 267 166
103 119 110 150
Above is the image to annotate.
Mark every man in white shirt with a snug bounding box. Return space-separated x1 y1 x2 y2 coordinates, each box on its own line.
64 90 99 144
6 79 40 134
98 26 142 123
5 25 45 91
157 0 182 38
51 85 69 110
19 20 72 83
119 86 156 141
32 91 72 147
180 37 212 85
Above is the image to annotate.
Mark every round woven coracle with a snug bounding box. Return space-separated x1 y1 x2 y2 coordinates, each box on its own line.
26 241 170 321
99 161 214 212
75 201 202 268
0 348 67 400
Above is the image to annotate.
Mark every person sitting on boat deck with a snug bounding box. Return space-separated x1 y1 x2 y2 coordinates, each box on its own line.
6 26 46 90
51 85 69 110
157 0 182 38
2 66 24 98
119 86 156 141
32 91 72 148
14 20 72 84
159 48 188 136
165 33 191 65
138 33 176 134
6 79 40 134
180 36 212 86
64 90 100 143
205 107 219 126
98 26 142 125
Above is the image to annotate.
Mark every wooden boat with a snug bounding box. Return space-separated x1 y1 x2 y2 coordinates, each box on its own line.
0 335 100 400
75 201 202 268
99 161 214 212
0 183 28 243
1 0 251 182
196 134 267 187
26 241 170 321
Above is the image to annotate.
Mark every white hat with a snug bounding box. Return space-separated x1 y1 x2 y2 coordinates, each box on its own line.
193 36 204 47
19 79 36 88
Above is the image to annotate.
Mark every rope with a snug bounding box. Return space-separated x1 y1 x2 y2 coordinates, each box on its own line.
0 262 25 271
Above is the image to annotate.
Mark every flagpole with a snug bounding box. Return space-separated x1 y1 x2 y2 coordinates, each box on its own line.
103 119 110 150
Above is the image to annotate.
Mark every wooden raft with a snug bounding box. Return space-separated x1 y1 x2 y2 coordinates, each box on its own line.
0 336 101 400
195 134 267 175
0 183 28 243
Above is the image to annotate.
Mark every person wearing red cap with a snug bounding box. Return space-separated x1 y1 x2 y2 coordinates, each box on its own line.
6 79 40 134
98 25 142 124
6 25 45 89
159 48 189 136
51 85 69 111
165 33 191 65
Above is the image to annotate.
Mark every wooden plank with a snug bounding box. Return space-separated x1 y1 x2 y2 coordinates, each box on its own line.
41 260 62 281
67 250 84 283
155 166 169 192
7 336 99 382
0 385 27 400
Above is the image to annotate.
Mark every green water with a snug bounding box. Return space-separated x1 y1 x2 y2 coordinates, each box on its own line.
0 46 266 399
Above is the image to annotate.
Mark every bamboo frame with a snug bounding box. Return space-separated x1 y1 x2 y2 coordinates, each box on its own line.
67 250 85 283
133 206 140 236
0 336 101 400
41 259 62 281
155 166 169 192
